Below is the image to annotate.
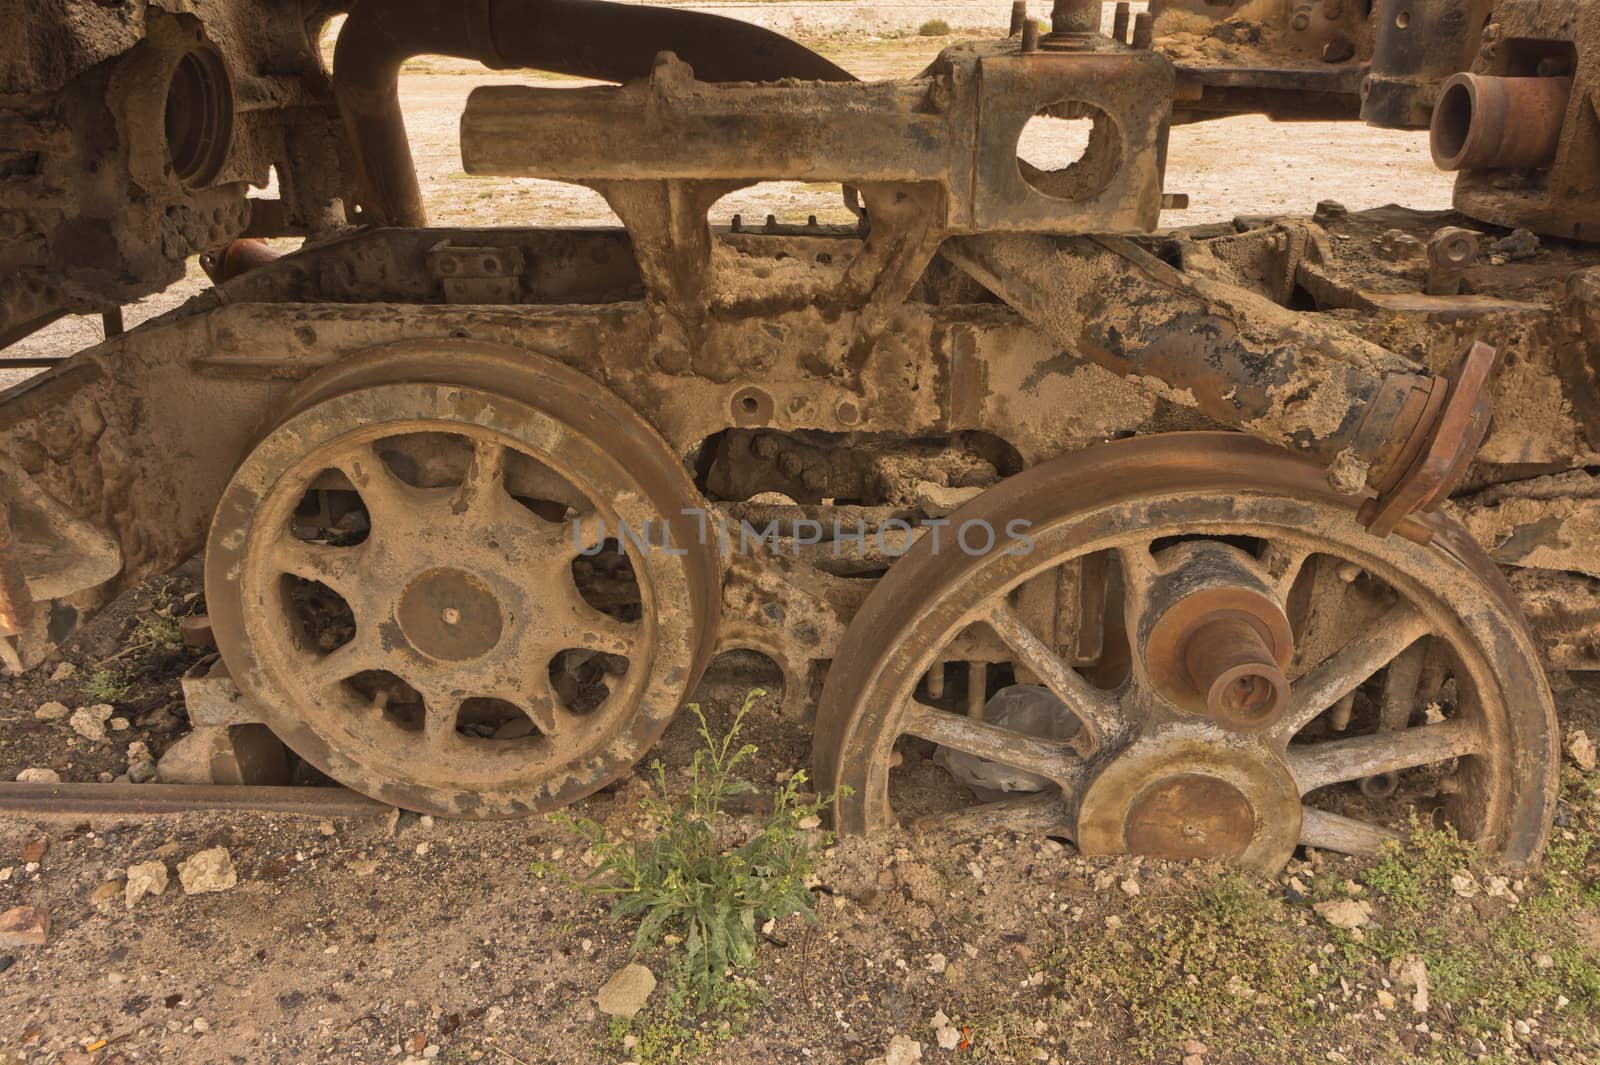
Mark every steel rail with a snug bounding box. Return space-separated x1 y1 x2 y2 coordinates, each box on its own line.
0 782 388 819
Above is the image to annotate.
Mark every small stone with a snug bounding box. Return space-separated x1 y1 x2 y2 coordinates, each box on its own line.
128 760 157 784
596 963 656 1018
90 880 126 910
1450 872 1480 898
193 1017 210 1033
33 701 69 721
930 1010 950 1031
1534 952 1554 969
1394 955 1429 1014
1484 876 1514 899
19 839 46 864
880 1035 924 1065
797 814 822 830
109 717 130 732
0 906 48 946
49 662 76 682
69 704 115 742
936 1025 960 1051
125 861 170 909
1490 228 1540 262
1119 878 1141 897
1565 729 1597 773
15 768 59 784
1182 1040 1208 1056
1313 899 1372 929
927 952 947 974
177 848 237 894
1376 989 1397 1010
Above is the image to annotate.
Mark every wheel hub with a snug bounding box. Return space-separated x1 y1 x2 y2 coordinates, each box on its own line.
1075 729 1303 870
396 568 504 661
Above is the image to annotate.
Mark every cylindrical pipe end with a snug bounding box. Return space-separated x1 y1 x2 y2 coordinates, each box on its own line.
1183 615 1290 730
1431 72 1573 171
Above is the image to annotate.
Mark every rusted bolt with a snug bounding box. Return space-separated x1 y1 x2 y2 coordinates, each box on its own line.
1009 0 1027 35
1425 226 1480 295
1112 1 1130 43
1132 11 1154 49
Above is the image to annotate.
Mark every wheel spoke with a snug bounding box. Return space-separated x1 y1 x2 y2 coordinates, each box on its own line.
1259 542 1312 600
453 438 508 514
905 700 1085 785
1274 601 1433 738
273 538 364 596
335 442 415 529
1287 720 1479 794
419 683 466 750
303 636 380 690
487 668 562 738
1299 806 1402 857
1378 641 1427 733
910 791 1071 838
985 601 1120 749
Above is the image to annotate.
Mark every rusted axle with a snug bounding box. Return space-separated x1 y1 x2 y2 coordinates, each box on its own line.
1431 73 1574 171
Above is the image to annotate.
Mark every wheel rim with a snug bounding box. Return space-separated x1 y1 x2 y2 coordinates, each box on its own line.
815 433 1556 871
207 344 719 816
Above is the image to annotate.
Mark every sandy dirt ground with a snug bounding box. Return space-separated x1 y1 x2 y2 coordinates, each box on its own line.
2 21 1594 1065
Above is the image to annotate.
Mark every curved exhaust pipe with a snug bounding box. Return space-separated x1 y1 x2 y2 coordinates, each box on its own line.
332 0 854 227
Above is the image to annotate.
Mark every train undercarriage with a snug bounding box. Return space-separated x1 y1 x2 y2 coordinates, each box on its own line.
4 0 1600 873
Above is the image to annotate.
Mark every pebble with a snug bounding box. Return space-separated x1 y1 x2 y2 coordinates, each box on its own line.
15 768 59 784
1313 899 1372 929
1393 955 1430 1014
33 701 69 722
0 906 49 946
49 662 76 682
1119 878 1140 897
875 1034 923 1065
125 861 170 909
19 839 46 864
1490 228 1540 262
89 880 125 910
1565 729 1597 773
177 848 237 894
109 717 130 732
1182 1040 1208 1055
1449 872 1479 898
596 963 656 1018
69 704 115 742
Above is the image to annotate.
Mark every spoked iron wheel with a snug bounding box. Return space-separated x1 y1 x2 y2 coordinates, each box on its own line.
207 343 720 816
815 433 1557 872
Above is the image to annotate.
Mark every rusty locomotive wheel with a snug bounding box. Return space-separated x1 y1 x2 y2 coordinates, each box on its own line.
814 433 1557 872
206 342 720 816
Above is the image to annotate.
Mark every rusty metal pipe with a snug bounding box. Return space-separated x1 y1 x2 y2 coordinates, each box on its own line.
332 0 854 227
1431 73 1574 171
1183 615 1290 730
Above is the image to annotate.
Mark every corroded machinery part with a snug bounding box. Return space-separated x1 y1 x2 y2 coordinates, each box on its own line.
204 343 721 816
814 433 1557 873
943 234 1496 537
1139 543 1294 732
1431 73 1574 172
332 0 853 227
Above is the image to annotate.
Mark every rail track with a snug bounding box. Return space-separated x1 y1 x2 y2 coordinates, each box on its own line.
0 782 389 820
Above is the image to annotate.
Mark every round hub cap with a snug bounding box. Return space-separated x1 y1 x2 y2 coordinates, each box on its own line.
397 568 504 661
1076 728 1302 871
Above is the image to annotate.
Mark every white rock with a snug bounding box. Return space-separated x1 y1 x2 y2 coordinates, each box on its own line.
1484 876 1514 899
927 952 947 974
596 963 656 1018
1313 899 1373 929
109 717 130 732
177 847 237 894
1376 989 1397 1010
1119 878 1141 897
15 768 59 784
936 1025 960 1051
69 704 115 742
1449 872 1479 898
49 662 76 682
125 861 169 909
880 1035 923 1065
1565 729 1597 773
33 701 69 722
1394 955 1429 1014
